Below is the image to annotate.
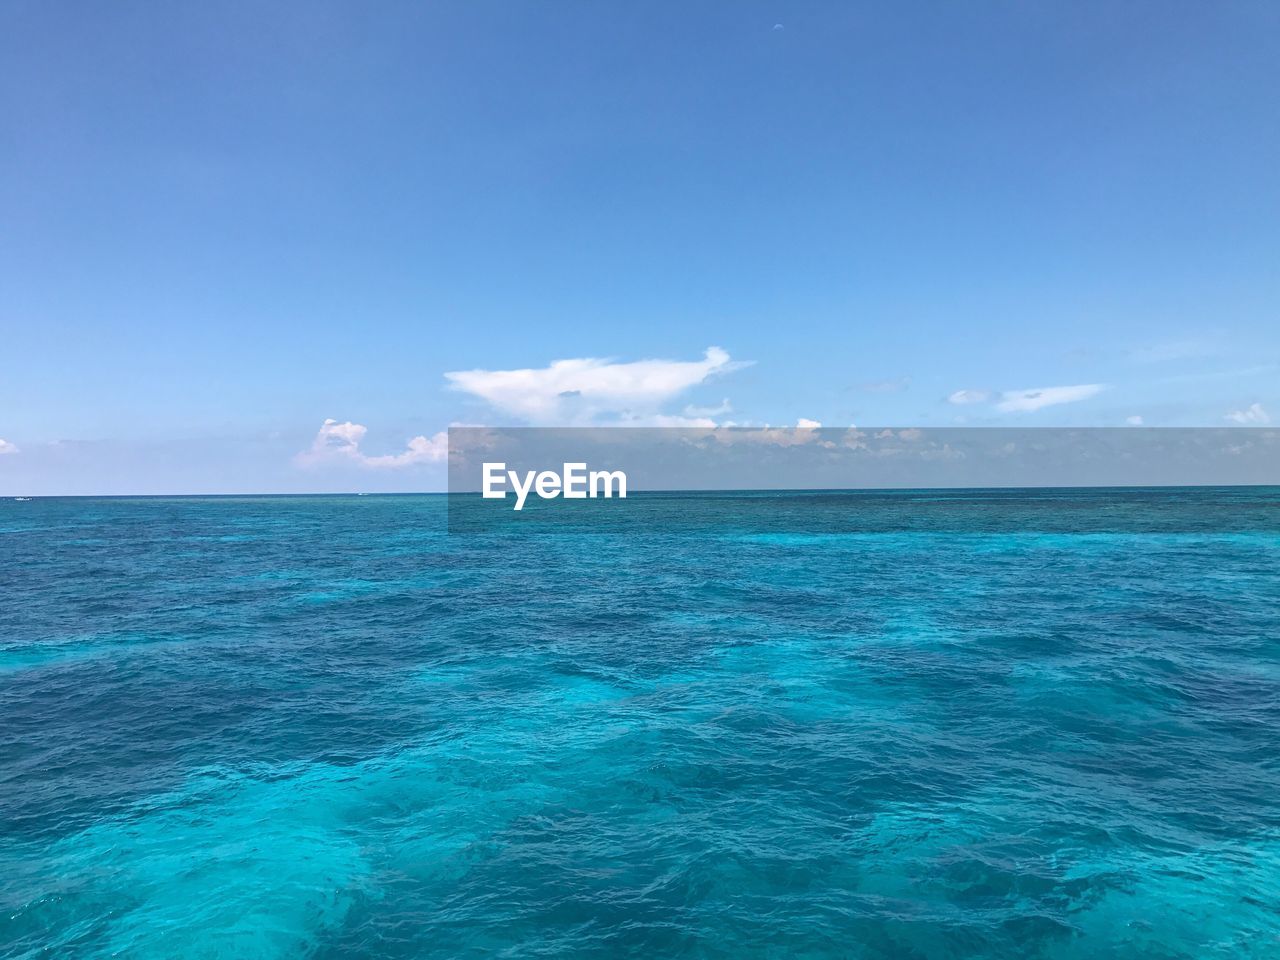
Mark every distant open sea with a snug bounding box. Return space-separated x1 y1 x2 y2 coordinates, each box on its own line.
2 490 1278 959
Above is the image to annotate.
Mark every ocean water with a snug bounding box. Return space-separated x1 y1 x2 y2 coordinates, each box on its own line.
2 490 1278 959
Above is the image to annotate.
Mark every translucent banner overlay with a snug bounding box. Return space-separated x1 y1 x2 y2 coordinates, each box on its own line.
447 427 1280 534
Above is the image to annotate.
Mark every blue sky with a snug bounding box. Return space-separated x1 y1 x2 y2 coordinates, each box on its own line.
2 2 1277 493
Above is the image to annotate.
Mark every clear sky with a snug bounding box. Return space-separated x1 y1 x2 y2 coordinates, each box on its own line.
2 1 1278 493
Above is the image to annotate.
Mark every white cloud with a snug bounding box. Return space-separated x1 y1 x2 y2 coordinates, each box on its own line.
444 346 749 425
947 389 990 405
361 433 450 467
839 427 957 459
296 419 448 469
707 421 826 447
0 438 17 455
683 398 732 418
1225 402 1270 425
1126 415 1144 426
947 384 1107 412
995 384 1105 412
625 413 720 428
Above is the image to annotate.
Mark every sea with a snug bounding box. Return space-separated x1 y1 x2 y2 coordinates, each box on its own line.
1 489 1278 958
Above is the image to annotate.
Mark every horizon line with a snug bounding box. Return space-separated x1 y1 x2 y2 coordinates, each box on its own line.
5 482 1279 500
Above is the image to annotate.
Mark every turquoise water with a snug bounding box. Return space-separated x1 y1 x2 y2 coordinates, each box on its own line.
2 490 1278 958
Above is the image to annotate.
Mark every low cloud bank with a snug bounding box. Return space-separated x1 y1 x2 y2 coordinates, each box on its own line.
295 420 447 469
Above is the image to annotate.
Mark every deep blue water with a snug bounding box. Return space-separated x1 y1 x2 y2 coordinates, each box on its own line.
2 490 1278 959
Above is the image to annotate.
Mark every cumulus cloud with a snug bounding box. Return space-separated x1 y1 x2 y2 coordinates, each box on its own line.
296 419 447 469
1126 415 1144 426
947 389 990 405
1225 403 1270 425
0 438 17 455
995 384 1105 412
444 346 749 425
705 419 827 448
840 427 959 459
